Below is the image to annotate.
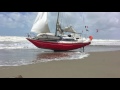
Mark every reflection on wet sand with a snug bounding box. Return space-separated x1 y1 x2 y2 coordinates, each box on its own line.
37 52 70 59
33 52 71 63
32 51 89 63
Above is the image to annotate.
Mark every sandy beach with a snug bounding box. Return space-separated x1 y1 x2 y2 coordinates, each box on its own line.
0 50 120 78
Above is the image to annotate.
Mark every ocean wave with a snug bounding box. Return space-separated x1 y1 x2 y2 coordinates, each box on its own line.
0 36 26 42
91 39 120 46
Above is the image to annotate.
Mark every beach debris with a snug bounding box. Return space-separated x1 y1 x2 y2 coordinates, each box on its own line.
7 75 23 78
15 75 23 78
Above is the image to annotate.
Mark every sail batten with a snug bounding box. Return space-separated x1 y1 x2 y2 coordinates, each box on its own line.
31 12 50 34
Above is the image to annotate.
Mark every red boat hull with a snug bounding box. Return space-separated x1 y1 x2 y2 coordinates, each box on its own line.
26 38 91 51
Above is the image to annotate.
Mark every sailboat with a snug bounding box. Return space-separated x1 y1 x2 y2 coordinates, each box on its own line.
26 12 93 51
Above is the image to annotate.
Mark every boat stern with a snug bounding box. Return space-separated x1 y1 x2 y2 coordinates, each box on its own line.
89 36 93 41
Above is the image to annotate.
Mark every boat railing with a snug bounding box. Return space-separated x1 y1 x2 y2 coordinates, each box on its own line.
27 33 36 39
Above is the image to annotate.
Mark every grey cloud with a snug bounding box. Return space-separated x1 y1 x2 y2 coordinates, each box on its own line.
0 12 120 39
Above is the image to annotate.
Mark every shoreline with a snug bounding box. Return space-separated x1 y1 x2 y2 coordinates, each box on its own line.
0 50 120 78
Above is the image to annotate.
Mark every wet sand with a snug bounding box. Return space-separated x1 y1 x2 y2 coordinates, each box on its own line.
0 51 120 78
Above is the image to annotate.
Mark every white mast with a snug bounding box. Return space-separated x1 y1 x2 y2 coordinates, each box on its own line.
55 12 60 36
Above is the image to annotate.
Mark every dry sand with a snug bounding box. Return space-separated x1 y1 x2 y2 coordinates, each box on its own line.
0 51 120 78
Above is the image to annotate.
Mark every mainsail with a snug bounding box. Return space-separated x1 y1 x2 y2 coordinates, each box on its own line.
31 12 50 34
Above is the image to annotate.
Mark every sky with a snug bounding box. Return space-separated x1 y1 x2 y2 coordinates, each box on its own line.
0 12 120 40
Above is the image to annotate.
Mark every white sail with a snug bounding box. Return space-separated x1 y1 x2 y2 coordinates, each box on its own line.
31 12 50 34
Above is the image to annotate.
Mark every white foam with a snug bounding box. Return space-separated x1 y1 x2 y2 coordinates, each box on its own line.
0 58 33 67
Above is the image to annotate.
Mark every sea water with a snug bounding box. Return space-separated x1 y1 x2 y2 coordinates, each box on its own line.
0 36 120 66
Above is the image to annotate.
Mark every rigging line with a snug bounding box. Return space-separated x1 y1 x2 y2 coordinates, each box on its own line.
63 12 67 27
60 12 65 28
60 12 71 28
63 13 66 28
65 12 72 27
98 27 120 30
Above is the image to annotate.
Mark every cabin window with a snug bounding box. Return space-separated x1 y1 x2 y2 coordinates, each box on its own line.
62 39 76 41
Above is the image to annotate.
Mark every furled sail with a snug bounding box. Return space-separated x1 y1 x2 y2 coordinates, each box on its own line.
63 26 76 33
31 12 50 34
